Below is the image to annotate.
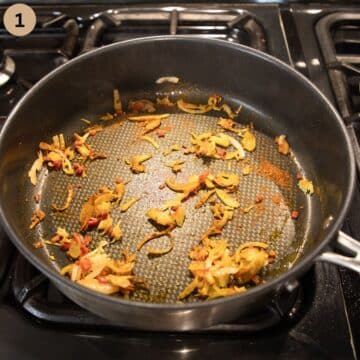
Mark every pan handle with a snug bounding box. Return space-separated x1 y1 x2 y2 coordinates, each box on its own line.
316 231 360 273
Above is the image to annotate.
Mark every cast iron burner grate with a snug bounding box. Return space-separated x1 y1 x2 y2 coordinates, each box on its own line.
316 12 360 173
0 12 79 78
0 11 78 114
0 6 268 116
11 253 304 333
80 7 267 54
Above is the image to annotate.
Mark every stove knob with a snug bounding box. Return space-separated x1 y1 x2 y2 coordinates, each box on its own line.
0 50 16 87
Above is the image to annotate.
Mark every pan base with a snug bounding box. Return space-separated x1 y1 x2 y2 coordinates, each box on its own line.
24 113 312 303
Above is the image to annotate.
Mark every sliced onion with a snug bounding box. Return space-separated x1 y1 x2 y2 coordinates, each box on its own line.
120 197 141 212
275 135 290 155
143 118 161 134
127 114 170 122
136 225 175 251
52 185 74 212
215 189 240 209
147 236 174 256
140 135 160 149
156 76 180 84
113 89 123 114
28 151 43 185
177 99 212 114
228 136 246 159
126 154 152 174
241 130 256 152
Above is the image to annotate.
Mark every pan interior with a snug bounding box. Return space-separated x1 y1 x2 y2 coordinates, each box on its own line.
22 111 314 304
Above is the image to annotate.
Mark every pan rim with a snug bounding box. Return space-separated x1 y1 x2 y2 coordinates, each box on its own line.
0 35 355 312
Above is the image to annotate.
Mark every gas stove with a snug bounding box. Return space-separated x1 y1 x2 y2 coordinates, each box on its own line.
0 3 359 359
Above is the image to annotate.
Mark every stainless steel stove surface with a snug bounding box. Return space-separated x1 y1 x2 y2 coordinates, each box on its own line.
0 3 359 359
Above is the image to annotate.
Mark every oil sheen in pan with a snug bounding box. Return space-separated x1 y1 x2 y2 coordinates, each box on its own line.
24 112 311 304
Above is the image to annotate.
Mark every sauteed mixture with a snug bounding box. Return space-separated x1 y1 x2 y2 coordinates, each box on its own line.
28 83 314 302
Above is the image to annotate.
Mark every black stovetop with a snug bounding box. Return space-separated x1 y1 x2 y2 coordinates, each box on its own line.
0 3 359 359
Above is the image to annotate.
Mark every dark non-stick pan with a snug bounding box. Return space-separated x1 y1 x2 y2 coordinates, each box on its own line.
0 37 359 331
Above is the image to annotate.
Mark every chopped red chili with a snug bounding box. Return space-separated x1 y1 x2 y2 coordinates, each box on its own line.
87 217 100 227
53 160 62 170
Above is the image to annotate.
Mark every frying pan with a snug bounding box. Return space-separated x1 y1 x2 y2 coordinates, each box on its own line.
0 36 359 331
